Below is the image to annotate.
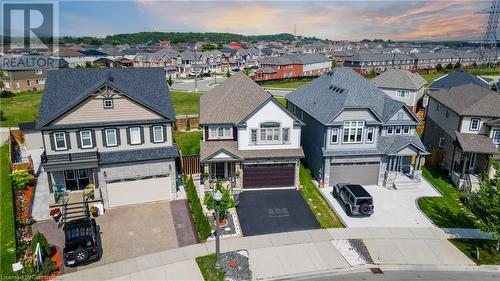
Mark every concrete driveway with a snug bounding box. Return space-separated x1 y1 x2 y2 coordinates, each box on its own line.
320 180 440 228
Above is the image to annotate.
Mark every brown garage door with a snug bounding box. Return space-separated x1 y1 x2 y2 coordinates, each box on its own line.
243 163 295 189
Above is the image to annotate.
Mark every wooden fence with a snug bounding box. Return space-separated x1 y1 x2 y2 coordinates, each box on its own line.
175 114 199 132
425 150 444 167
180 155 201 175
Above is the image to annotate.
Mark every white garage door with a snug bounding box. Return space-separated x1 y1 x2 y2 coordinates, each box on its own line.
330 162 379 185
107 176 171 208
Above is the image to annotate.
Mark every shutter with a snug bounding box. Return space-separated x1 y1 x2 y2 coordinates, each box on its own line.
163 125 168 143
76 130 82 149
126 127 131 145
149 126 154 143
65 132 71 149
91 130 97 148
140 127 145 144
49 132 55 151
102 129 107 147
116 128 121 145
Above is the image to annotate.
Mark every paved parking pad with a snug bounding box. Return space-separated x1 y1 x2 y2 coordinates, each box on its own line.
236 190 320 236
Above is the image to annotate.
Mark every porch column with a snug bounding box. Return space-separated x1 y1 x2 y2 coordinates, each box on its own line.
460 151 468 179
388 156 394 171
47 171 53 193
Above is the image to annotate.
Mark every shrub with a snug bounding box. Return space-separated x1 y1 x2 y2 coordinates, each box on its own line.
167 75 174 86
435 63 443 72
39 258 57 276
186 119 191 131
204 180 235 221
185 176 212 240
30 232 51 259
11 169 34 189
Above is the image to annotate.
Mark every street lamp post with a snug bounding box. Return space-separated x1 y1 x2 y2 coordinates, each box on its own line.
194 46 198 92
213 190 222 269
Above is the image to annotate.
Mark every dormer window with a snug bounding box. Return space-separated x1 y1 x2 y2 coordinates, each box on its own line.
103 99 114 109
470 118 480 131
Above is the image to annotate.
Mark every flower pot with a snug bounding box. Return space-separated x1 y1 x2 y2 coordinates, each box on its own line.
216 219 228 227
52 214 61 222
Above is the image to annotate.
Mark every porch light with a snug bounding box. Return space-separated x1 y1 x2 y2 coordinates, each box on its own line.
214 190 222 202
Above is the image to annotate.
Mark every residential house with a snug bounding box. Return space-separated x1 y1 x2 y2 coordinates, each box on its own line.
254 54 331 81
342 53 415 74
199 73 304 192
285 68 429 188
132 48 180 76
422 84 500 189
428 71 490 92
36 68 179 209
371 68 427 112
1 56 68 93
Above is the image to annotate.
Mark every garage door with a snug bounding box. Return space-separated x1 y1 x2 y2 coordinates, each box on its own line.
106 176 171 208
243 164 295 189
330 162 379 185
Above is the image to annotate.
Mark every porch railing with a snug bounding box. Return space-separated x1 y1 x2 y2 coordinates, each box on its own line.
41 151 99 164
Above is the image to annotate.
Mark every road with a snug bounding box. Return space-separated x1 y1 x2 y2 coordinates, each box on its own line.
171 76 227 92
288 269 500 281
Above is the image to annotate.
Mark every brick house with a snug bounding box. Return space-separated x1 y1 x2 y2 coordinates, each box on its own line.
254 54 331 81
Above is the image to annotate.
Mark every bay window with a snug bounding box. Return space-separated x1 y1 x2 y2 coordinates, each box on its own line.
342 121 364 143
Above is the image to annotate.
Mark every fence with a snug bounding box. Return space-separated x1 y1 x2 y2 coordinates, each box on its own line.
425 150 444 167
175 114 199 131
180 154 201 175
8 129 34 172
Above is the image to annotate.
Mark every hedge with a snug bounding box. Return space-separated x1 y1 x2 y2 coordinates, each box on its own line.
185 176 212 240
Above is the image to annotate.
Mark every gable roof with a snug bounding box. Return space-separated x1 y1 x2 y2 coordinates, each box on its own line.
259 53 330 66
429 71 489 90
371 68 426 90
199 73 272 125
428 84 500 117
285 67 409 125
36 68 175 128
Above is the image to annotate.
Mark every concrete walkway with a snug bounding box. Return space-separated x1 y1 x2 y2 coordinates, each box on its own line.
58 227 475 281
443 228 493 239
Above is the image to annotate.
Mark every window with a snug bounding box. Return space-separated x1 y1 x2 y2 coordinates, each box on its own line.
396 90 410 98
35 69 42 75
103 99 113 109
4 82 10 89
15 81 19 89
395 126 402 135
250 129 257 144
153 126 164 143
470 118 481 131
282 128 290 143
65 170 76 180
27 80 31 86
342 121 364 143
331 128 339 144
105 129 118 146
36 79 45 84
54 132 67 150
445 110 449 118
80 130 93 148
387 126 394 135
492 130 500 144
259 122 281 144
438 137 446 148
78 169 88 179
436 102 440 111
403 126 410 134
129 127 141 145
366 127 374 143
209 126 232 140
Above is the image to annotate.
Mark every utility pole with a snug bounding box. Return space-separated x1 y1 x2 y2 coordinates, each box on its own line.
478 0 500 61
194 45 198 92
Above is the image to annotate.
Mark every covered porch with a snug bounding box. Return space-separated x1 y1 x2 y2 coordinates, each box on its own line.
382 140 429 188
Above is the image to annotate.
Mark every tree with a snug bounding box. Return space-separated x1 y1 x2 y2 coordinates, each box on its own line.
435 63 443 72
472 61 478 68
446 63 453 70
204 180 235 221
30 232 51 258
454 61 462 69
226 69 231 78
331 59 337 68
243 68 251 76
167 75 174 86
369 67 376 77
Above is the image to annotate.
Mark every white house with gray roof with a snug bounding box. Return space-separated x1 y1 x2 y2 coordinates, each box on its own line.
199 73 304 192
36 68 178 210
285 67 429 188
371 68 427 112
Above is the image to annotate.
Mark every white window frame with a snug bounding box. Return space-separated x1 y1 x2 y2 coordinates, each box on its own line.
35 69 43 75
387 126 394 135
250 129 257 144
65 170 76 180
80 130 93 148
492 130 500 144
342 121 364 143
259 123 281 144
209 126 232 140
395 126 402 135
103 99 114 109
438 137 446 148
366 127 374 143
53 132 67 150
403 126 410 134
331 128 339 144
153 126 164 143
36 79 45 85
282 128 290 143
396 90 410 98
105 129 118 146
469 118 481 131
129 127 141 145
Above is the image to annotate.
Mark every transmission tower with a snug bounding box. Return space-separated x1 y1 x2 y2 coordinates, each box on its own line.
478 0 500 57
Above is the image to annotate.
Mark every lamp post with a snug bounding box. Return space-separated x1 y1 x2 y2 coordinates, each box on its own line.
213 189 222 269
194 46 198 92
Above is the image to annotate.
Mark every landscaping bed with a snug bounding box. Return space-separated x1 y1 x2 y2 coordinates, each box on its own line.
196 250 251 281
0 143 16 276
450 239 500 265
418 167 477 228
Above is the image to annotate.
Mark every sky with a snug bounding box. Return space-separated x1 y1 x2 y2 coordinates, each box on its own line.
57 0 492 41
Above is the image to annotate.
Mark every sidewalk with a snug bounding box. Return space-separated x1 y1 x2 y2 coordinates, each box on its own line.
58 227 476 281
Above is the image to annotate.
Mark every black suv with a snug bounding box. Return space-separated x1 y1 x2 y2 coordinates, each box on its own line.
63 218 100 266
333 183 374 216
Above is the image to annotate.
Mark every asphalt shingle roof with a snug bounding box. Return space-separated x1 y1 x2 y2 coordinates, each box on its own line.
377 135 428 155
455 132 497 154
100 146 179 164
371 68 426 90
428 71 489 90
259 53 330 66
285 67 408 125
36 68 175 128
428 84 500 117
200 141 303 162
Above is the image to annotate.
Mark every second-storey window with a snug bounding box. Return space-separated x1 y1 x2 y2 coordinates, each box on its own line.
129 127 141 145
54 132 67 150
80 130 93 148
153 126 164 142
403 126 410 134
282 128 290 143
250 129 257 144
260 122 281 143
331 128 339 144
366 127 374 143
492 130 500 144
387 126 394 135
105 129 118 146
396 90 409 98
395 126 402 135
103 99 114 109
470 118 480 131
343 121 364 143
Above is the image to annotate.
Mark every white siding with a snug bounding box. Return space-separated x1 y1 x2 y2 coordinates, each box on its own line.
427 98 460 137
460 116 492 135
380 87 424 108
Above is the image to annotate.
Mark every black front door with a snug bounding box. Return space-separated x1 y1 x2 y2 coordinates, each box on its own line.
65 169 90 191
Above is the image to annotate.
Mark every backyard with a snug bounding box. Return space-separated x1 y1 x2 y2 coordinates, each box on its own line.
0 143 16 277
170 90 204 115
174 131 202 156
299 164 344 228
418 166 477 228
450 239 500 265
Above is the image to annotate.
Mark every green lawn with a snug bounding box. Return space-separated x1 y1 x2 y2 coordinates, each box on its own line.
450 239 500 265
0 92 42 127
418 166 477 228
174 131 202 156
0 143 16 277
274 96 286 108
171 90 204 115
195 254 225 281
299 164 344 228
258 78 314 90
419 72 446 86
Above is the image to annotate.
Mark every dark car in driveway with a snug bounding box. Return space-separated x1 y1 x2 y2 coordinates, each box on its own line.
63 218 100 266
333 183 374 216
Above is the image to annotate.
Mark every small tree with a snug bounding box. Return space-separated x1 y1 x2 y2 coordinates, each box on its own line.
331 59 337 68
446 63 453 70
11 169 34 190
226 69 231 78
454 61 462 69
472 61 478 68
243 68 251 76
30 232 51 258
167 74 174 86
435 63 443 72
369 67 376 77
204 180 235 221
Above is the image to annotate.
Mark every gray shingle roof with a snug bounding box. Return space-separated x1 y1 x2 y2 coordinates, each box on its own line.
428 84 500 117
259 53 330 66
455 132 497 154
377 135 428 155
100 146 179 165
199 73 272 125
36 68 175 128
200 141 303 162
371 68 426 90
285 67 408 125
428 71 489 90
